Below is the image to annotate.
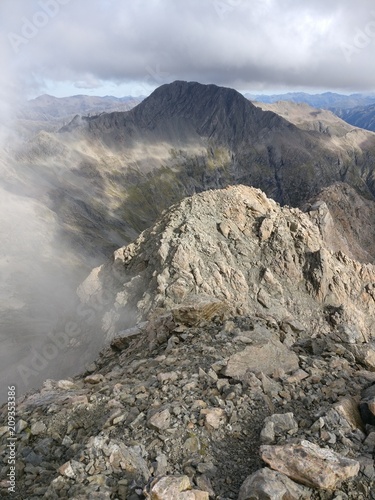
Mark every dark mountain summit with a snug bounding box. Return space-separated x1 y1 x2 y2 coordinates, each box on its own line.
67 80 293 151
128 81 290 144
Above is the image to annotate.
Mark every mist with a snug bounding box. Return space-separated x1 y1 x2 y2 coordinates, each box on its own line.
0 92 109 405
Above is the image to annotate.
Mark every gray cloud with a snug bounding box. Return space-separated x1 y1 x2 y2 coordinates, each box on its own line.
2 0 375 96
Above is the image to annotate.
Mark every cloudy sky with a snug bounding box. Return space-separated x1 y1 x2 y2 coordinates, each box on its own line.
1 0 375 100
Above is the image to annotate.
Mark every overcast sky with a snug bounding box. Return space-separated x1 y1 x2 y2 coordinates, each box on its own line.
1 0 375 100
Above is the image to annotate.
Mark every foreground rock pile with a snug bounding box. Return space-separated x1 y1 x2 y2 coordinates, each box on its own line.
2 185 375 498
1 310 375 499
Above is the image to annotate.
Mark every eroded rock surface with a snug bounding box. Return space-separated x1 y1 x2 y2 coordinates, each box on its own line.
79 185 375 347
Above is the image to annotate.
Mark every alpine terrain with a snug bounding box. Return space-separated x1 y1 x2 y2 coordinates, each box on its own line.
2 82 375 499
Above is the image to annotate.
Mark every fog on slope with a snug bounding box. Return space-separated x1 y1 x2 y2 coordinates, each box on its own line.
0 124 115 404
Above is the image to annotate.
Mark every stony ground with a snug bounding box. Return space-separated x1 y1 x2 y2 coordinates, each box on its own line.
2 185 375 499
1 309 375 499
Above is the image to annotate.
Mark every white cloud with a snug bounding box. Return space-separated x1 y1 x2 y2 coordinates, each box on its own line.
1 0 375 97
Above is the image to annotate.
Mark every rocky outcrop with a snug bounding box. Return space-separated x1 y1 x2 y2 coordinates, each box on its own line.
79 185 375 347
305 182 375 264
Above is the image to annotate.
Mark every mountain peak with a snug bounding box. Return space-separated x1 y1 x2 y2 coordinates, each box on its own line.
124 80 289 147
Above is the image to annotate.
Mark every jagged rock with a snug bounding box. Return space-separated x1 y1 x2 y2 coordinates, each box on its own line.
145 475 209 499
238 467 312 500
84 373 104 384
171 297 230 326
223 339 299 379
78 186 375 352
30 421 46 436
260 440 360 490
263 412 298 436
59 460 85 479
148 407 171 431
347 343 375 370
200 408 227 430
110 322 147 350
259 217 274 242
333 397 363 431
260 421 276 444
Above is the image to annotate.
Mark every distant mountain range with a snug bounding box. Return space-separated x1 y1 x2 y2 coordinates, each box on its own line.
246 91 375 132
245 91 375 110
20 94 144 121
337 103 375 132
16 94 144 138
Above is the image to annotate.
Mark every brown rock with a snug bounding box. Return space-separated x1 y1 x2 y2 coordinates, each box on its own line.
84 374 104 384
146 475 209 499
260 440 360 490
171 296 230 326
148 408 171 431
334 397 363 430
200 408 227 430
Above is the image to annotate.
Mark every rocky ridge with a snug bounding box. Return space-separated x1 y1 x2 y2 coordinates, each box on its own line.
79 185 375 345
2 186 375 499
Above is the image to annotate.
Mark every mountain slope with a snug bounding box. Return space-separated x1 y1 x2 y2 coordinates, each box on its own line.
253 100 355 136
3 185 375 498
